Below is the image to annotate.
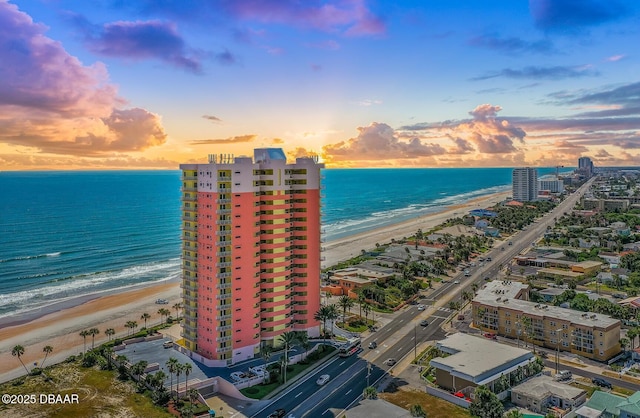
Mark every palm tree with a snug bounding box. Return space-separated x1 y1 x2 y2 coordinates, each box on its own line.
166 357 179 397
154 371 167 391
362 303 372 325
279 331 299 384
314 305 330 340
409 404 426 417
141 312 151 329
89 328 100 349
362 386 377 399
175 364 184 400
297 332 310 360
327 304 339 337
79 329 90 353
337 295 354 324
125 320 138 336
260 346 273 383
41 345 53 369
183 363 192 393
105 328 116 341
158 308 171 325
11 345 29 374
173 303 182 320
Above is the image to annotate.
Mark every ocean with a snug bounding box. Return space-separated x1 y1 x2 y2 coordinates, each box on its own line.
0 167 559 318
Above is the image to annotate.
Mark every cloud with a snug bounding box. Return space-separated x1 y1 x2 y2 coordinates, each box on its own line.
0 2 167 156
306 40 341 50
529 0 629 31
215 48 237 65
322 122 447 162
605 54 625 62
69 15 203 73
472 65 599 81
287 147 318 160
355 99 382 106
189 134 257 145
203 115 222 123
468 34 554 54
222 0 385 37
272 138 284 144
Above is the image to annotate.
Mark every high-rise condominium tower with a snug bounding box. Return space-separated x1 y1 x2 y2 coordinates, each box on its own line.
578 156 594 177
179 148 323 366
512 167 538 202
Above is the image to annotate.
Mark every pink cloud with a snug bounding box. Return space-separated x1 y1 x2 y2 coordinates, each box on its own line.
225 0 385 37
0 2 167 156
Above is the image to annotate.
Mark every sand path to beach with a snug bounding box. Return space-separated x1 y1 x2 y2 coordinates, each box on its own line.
0 191 509 383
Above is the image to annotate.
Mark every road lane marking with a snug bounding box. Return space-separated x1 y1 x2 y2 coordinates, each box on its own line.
295 391 303 398
322 409 330 415
346 389 352 395
339 361 345 366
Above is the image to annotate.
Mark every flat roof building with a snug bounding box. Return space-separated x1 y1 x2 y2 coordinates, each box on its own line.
511 375 586 414
473 281 621 361
513 167 539 202
430 333 535 393
179 148 324 366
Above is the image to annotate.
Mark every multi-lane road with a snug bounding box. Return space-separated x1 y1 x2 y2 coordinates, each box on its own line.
253 179 601 418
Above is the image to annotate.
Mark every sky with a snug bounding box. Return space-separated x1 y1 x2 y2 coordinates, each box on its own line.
1 0 639 170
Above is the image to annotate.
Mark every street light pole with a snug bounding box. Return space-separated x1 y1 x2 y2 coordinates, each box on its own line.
414 324 417 360
555 328 563 374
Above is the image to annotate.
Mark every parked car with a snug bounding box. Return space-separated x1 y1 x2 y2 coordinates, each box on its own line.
555 370 572 381
162 341 173 349
384 358 397 366
592 377 612 389
483 333 497 340
267 409 286 418
316 374 330 385
457 314 465 320
155 298 169 304
454 280 460 284
368 341 377 349
486 257 492 261
420 320 429 326
417 304 425 311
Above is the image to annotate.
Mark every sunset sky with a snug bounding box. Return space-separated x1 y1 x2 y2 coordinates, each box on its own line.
1 0 639 169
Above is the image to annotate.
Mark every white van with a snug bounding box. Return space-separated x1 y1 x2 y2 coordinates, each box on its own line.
555 370 572 381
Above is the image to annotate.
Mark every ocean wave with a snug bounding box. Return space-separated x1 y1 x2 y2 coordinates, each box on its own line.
0 251 63 263
0 258 181 308
322 184 509 239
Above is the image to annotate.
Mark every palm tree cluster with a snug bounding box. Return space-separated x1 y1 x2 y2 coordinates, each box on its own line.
314 304 339 338
165 357 193 401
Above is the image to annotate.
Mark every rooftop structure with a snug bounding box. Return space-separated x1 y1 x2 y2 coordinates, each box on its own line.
179 148 324 366
430 333 535 392
513 167 539 202
473 280 621 361
511 375 586 414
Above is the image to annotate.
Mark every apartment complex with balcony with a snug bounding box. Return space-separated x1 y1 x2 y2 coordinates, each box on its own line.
512 167 538 202
179 148 323 366
472 281 621 361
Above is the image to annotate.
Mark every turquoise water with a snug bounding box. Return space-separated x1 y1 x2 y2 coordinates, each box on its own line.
0 167 559 317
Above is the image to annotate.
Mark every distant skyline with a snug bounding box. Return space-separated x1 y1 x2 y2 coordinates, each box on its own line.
1 0 639 170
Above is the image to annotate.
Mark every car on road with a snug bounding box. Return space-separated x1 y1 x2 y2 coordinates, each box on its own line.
268 409 286 418
162 341 173 349
155 298 169 304
486 257 492 261
454 280 460 284
368 341 377 349
384 358 397 366
417 304 425 311
592 377 612 389
555 370 572 381
483 333 497 340
316 374 330 385
420 319 429 326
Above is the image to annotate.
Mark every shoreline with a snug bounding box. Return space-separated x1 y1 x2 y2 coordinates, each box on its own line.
0 189 509 382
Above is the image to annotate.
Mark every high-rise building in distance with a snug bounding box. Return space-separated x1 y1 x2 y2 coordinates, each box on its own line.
512 167 538 202
578 156 594 177
179 148 323 366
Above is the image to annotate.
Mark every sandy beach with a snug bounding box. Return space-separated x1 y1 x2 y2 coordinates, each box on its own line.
0 190 509 383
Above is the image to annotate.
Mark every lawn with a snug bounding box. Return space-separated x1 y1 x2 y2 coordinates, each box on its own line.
379 387 470 418
0 360 173 418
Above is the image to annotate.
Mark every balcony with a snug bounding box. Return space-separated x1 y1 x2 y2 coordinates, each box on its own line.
182 264 197 273
216 220 232 225
182 322 197 333
215 240 230 247
216 314 232 321
181 215 198 221
216 325 232 332
182 225 197 232
216 282 232 290
182 205 198 212
184 293 198 303
218 209 231 215
217 272 232 279
216 336 232 343
216 198 231 204
183 194 197 202
215 230 231 236
182 254 197 262
217 262 232 268
217 303 232 310
217 251 231 257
